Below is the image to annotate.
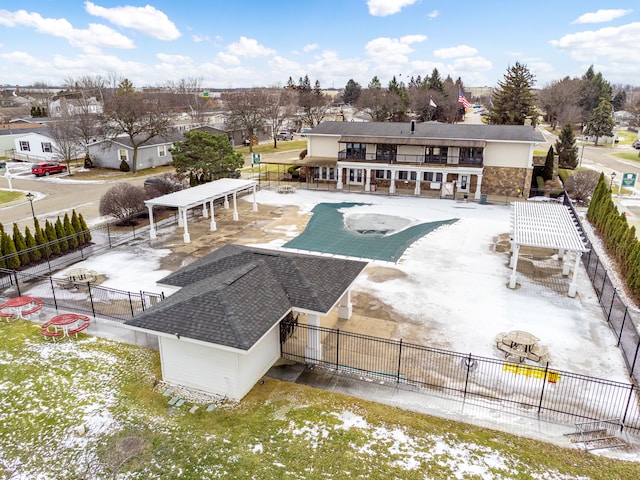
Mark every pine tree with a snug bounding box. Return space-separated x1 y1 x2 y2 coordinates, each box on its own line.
78 214 91 243
45 221 61 255
0 224 6 269
55 218 69 253
2 232 20 269
12 223 29 266
33 218 48 260
555 122 578 169
487 62 538 126
64 213 78 249
71 210 83 244
542 147 554 181
585 97 615 146
24 227 41 263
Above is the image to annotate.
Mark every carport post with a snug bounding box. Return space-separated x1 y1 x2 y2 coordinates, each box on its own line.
182 208 190 243
209 199 217 231
232 192 239 221
202 202 208 218
252 185 258 212
568 252 582 297
224 195 229 209
509 245 520 289
147 205 156 239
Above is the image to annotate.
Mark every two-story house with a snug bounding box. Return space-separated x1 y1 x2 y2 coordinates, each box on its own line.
304 121 545 199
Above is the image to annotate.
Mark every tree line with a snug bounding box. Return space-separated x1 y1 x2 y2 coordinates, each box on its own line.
0 210 91 270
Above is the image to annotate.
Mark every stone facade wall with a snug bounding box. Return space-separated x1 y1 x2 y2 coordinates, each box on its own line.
481 166 532 197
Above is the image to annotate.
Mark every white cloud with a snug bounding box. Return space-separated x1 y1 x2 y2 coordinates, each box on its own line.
303 43 319 52
84 1 180 41
307 50 369 82
268 55 301 74
427 10 439 19
227 36 276 57
572 9 632 24
192 34 210 43
367 0 418 17
365 35 426 66
433 45 478 59
399 34 427 44
156 53 192 64
550 22 640 63
216 52 241 66
0 9 134 53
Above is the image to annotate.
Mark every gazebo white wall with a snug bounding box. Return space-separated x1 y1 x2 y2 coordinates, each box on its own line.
509 201 589 297
144 178 258 243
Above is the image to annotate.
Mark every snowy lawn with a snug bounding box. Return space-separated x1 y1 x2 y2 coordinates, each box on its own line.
1 321 640 479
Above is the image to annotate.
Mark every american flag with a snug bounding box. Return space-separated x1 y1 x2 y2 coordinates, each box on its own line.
458 89 471 108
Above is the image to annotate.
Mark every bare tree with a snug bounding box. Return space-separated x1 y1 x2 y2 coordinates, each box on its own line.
298 84 332 127
566 169 600 206
99 183 146 222
100 79 173 173
222 89 268 153
167 77 208 125
47 110 84 173
356 88 402 122
537 77 582 130
263 88 295 148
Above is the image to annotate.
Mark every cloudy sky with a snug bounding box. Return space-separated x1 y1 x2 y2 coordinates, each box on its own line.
0 1 638 90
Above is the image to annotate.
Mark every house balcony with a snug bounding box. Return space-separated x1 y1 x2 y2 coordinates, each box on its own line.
338 150 483 167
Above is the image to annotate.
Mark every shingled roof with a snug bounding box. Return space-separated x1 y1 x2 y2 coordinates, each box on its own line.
125 245 368 350
309 121 545 143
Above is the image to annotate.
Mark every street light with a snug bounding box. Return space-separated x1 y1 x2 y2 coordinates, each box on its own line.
610 172 617 191
579 143 585 167
25 192 36 222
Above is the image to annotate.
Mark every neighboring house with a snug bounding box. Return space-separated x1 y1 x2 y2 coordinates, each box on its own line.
87 131 185 170
11 131 57 162
303 121 545 199
124 244 367 400
49 96 103 118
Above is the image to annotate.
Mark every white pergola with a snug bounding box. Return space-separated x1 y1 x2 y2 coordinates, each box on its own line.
509 201 589 297
145 178 258 243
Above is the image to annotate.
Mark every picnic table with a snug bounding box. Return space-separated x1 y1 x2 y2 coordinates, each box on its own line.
496 330 549 364
0 296 44 321
39 313 90 341
277 185 295 194
63 268 97 285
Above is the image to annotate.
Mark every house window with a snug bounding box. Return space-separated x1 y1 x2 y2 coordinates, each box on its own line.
19 141 30 152
410 171 417 181
376 144 396 162
460 147 483 162
425 146 447 162
118 149 128 162
314 167 337 180
41 142 52 153
374 169 391 180
423 172 443 182
345 142 366 159
398 171 408 180
158 145 167 157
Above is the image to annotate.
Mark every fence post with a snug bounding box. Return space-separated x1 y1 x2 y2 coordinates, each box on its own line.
600 270 607 300
608 288 617 322
335 329 340 369
140 290 146 311
537 362 550 414
617 306 628 347
462 353 473 398
621 384 636 431
49 276 58 311
396 339 403 383
629 339 640 375
128 291 134 317
88 283 96 318
107 223 112 248
13 270 21 296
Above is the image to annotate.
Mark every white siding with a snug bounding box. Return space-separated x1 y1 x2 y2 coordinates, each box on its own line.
484 143 531 168
309 135 340 157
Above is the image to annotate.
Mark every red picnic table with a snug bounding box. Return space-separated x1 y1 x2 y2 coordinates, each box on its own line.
39 313 90 341
0 296 44 321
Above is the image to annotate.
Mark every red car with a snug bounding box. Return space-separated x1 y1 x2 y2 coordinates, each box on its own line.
31 162 67 177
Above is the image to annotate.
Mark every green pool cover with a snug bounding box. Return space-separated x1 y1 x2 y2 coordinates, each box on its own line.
283 202 458 262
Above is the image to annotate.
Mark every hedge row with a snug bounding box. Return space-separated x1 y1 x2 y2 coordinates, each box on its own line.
0 210 91 270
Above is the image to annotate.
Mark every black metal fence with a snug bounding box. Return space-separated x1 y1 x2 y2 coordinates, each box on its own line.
281 321 640 434
0 267 163 322
563 194 640 384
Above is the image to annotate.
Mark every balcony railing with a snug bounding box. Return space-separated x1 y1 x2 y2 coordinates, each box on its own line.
338 150 483 167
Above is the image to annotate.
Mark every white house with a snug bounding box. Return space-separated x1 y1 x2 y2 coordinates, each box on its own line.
12 131 57 162
124 244 367 400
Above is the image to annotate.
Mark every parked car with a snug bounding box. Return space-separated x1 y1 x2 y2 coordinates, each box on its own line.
31 162 67 177
299 128 312 137
276 131 293 141
633 139 640 149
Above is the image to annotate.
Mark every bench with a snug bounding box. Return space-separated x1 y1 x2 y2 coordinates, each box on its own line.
527 345 549 363
67 321 90 338
496 342 527 362
39 328 63 341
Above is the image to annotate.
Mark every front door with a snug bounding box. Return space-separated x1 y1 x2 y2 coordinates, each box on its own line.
348 168 363 185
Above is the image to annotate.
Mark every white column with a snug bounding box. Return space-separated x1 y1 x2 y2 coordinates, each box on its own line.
202 202 208 219
474 174 483 200
568 252 582 297
182 208 190 243
209 200 217 231
562 250 571 276
558 248 565 260
147 205 156 239
337 290 352 320
509 244 520 289
389 171 396 194
252 185 258 212
305 314 322 363
177 208 184 227
224 195 229 209
232 192 239 221
414 171 421 195
365 168 371 192
336 167 344 189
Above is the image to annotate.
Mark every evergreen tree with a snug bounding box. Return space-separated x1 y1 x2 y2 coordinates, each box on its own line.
55 218 69 253
0 224 6 269
368 76 382 89
612 90 626 111
487 62 538 126
2 231 20 269
585 97 615 146
426 68 444 92
71 210 83 245
555 122 578 169
542 147 554 181
64 213 78 249
78 213 91 243
285 76 296 90
578 65 612 126
24 227 41 263
342 79 362 105
33 218 48 259
45 221 61 255
12 223 29 266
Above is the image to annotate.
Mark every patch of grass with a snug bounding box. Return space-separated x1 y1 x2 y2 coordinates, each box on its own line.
2 320 640 479
0 189 26 205
235 140 307 156
69 165 176 181
613 152 640 162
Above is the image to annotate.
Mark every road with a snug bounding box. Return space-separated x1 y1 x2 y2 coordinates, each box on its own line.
0 163 147 231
